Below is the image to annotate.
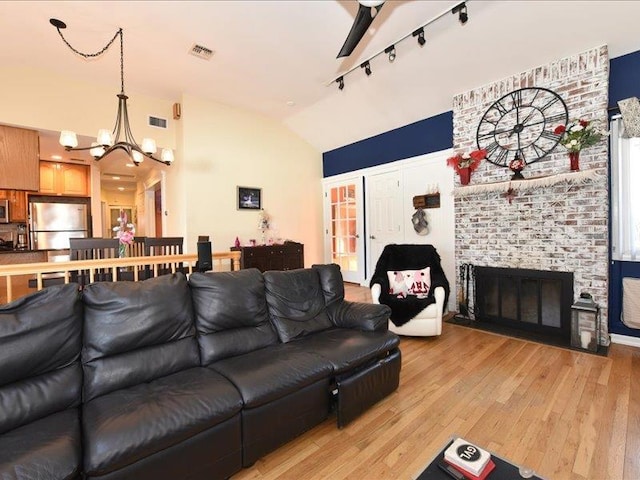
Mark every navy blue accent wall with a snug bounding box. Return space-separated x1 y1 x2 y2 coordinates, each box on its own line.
608 49 640 337
609 50 640 108
609 262 640 336
322 111 453 177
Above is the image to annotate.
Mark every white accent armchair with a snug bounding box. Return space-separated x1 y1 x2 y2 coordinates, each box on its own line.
371 283 446 336
369 244 450 337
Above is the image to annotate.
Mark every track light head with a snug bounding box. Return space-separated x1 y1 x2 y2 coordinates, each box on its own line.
361 61 372 76
452 2 468 25
412 27 426 47
384 45 396 62
337 76 344 90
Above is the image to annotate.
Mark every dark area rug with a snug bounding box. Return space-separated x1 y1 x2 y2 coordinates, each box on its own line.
446 315 609 357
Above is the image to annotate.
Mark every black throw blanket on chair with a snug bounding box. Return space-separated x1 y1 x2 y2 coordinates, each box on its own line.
369 244 450 327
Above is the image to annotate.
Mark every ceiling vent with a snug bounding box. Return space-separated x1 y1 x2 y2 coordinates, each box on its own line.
148 115 168 129
189 44 214 60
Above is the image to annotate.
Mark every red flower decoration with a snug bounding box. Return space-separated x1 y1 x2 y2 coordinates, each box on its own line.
469 149 487 161
509 158 525 171
554 125 566 135
579 119 589 128
446 148 487 174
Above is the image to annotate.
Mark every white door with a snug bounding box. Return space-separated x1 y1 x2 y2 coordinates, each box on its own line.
366 170 402 280
323 178 365 283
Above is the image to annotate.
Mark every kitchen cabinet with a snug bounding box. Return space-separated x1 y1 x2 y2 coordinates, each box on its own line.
39 161 89 196
0 125 40 191
231 242 304 272
0 190 28 222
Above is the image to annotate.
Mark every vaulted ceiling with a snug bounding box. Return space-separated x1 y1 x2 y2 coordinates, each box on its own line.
2 0 640 158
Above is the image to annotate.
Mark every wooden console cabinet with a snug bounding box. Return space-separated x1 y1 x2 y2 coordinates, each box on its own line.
231 242 304 272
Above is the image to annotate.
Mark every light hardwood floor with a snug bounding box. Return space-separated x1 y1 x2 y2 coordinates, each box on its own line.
233 284 640 480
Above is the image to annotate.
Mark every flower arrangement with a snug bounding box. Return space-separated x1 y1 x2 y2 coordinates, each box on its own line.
509 158 525 172
258 210 270 244
113 209 135 257
509 157 525 179
446 148 487 173
554 119 607 153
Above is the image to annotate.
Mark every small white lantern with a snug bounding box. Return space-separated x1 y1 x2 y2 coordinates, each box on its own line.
570 293 600 352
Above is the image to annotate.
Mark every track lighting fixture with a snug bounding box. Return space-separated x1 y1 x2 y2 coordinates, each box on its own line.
328 1 470 89
385 45 396 62
412 27 426 46
452 2 468 25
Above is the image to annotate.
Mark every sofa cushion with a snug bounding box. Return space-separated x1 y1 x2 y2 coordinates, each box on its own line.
209 344 332 408
263 269 333 343
82 273 200 401
82 367 242 476
290 329 400 374
189 269 278 364
0 409 81 480
0 284 82 433
312 264 344 309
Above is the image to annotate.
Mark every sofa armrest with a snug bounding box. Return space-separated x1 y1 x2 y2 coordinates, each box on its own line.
330 300 391 332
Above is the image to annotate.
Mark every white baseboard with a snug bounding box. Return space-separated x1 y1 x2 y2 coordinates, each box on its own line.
610 333 640 348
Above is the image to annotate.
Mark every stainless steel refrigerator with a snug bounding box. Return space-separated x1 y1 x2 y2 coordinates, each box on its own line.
29 196 91 250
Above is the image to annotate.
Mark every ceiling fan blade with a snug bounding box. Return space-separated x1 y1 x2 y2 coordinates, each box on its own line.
337 2 384 58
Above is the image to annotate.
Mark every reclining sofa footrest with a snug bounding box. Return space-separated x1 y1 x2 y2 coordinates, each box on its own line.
335 349 401 428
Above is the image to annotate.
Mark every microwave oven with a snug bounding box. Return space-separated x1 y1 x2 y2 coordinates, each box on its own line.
0 199 8 223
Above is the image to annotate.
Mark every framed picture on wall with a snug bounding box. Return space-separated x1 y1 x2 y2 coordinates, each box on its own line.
237 186 261 210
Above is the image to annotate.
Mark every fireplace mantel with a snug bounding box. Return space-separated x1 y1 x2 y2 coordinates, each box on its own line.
454 168 603 198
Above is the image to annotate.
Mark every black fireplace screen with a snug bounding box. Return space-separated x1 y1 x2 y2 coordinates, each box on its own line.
475 267 573 341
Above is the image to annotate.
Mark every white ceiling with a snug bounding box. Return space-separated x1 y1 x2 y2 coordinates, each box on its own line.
2 0 640 183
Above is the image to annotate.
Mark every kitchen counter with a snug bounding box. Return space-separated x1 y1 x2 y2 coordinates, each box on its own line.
0 249 41 254
0 250 47 265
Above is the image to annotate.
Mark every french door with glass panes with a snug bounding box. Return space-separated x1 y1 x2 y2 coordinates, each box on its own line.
323 178 365 284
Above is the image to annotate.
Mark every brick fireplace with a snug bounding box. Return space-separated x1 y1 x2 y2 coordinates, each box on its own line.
452 45 610 344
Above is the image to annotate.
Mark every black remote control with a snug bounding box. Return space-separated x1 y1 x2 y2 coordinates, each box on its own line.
437 461 468 480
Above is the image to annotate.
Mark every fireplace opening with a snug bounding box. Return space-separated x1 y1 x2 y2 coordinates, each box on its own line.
474 267 574 345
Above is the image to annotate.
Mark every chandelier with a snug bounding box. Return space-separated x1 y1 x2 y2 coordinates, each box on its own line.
50 19 174 166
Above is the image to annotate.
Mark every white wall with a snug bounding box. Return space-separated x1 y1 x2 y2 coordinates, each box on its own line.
400 151 456 312
172 94 324 263
324 149 456 311
0 66 175 150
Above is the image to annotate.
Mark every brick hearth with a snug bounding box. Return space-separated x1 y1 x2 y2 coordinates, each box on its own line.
452 45 609 343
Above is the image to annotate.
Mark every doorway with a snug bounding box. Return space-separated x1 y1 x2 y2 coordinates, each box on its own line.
154 186 162 237
366 170 402 281
323 178 365 283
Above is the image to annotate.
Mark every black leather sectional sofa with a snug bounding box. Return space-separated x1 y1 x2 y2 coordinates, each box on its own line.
0 264 401 480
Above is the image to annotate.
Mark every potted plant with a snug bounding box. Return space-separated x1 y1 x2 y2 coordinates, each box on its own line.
554 119 607 171
447 149 486 185
509 157 525 180
113 209 135 258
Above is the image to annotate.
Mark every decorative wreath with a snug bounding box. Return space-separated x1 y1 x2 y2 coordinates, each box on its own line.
411 208 429 236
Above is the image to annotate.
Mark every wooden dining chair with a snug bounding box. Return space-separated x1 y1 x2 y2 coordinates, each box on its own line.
128 236 147 258
143 237 184 278
69 238 120 285
117 236 148 280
